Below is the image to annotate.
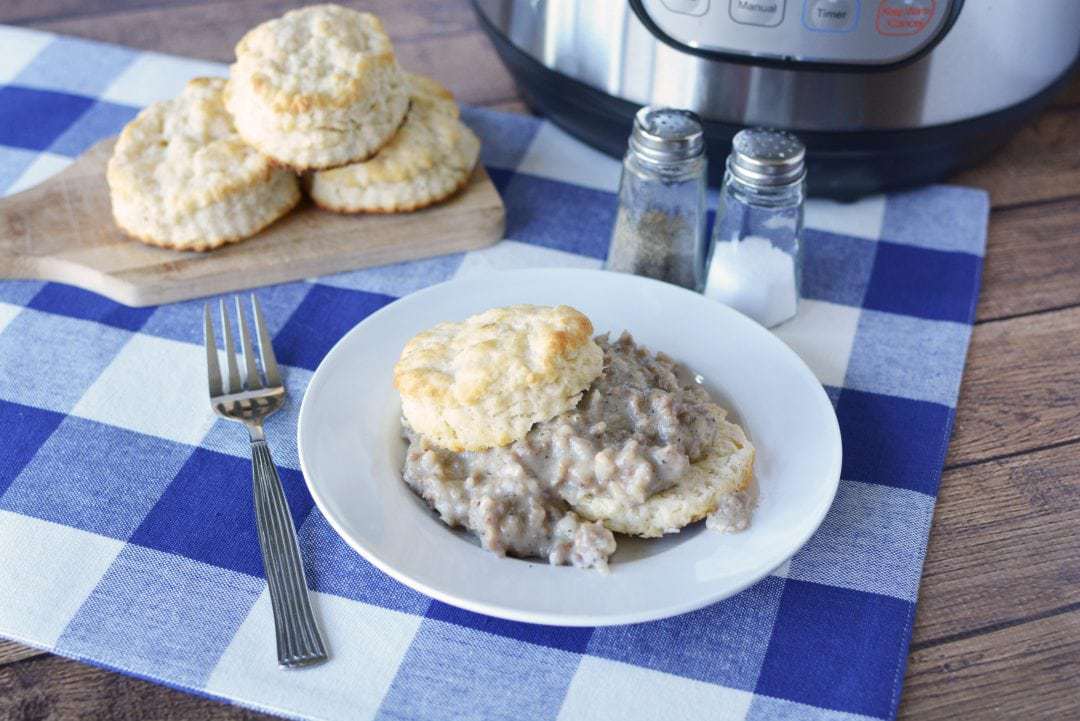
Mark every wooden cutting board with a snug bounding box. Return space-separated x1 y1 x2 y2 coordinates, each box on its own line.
0 139 505 306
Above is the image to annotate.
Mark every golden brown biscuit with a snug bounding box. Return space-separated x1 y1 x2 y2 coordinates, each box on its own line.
307 73 481 213
225 4 409 170
394 305 604 451
106 77 300 251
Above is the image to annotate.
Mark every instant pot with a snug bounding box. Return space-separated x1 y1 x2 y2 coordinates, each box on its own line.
472 0 1080 196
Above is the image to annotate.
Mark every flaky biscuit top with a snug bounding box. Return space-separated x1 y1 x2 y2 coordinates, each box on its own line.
106 77 278 217
394 305 597 407
232 4 398 113
314 74 466 186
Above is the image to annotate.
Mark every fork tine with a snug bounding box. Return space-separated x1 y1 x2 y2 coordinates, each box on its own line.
219 298 241 394
235 296 263 391
203 304 223 397
251 294 282 388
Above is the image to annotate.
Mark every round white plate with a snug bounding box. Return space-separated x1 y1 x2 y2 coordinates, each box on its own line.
298 268 841 626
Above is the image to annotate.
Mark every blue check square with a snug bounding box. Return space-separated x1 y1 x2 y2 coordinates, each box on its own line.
142 283 312 345
802 229 877 308
57 544 264 688
1 416 193 539
880 185 989 256
377 618 581 721
0 308 132 413
0 86 94 152
298 510 430 616
0 399 65 497
787 480 935 602
0 145 40 195
47 99 139 157
845 309 971 406
462 106 541 171
14 36 137 97
0 280 45 306
317 252 463 297
835 388 952 494
130 447 314 577
499 172 615 259
588 575 784 690
273 284 395 371
487 165 513 194
426 600 592 654
28 282 154 332
755 580 912 719
863 242 982 323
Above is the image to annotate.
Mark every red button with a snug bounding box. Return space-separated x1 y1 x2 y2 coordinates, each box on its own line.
875 0 935 36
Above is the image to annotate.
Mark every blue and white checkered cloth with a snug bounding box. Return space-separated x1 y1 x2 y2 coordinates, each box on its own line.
0 25 989 721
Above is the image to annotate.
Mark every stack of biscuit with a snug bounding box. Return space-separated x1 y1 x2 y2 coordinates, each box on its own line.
106 4 482 251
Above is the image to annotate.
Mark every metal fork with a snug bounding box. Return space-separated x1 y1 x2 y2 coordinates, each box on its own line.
204 295 328 668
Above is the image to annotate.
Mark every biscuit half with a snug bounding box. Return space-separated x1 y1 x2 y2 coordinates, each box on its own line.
106 77 301 251
394 305 605 452
225 4 409 170
569 413 756 538
307 73 481 213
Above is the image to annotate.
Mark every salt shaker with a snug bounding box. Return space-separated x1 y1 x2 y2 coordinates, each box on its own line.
704 129 806 327
606 107 707 291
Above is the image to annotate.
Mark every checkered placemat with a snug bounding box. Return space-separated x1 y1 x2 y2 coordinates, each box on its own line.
0 25 989 721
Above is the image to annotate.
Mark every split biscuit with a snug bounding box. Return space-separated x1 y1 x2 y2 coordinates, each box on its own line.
570 412 756 538
225 4 409 170
106 77 300 251
307 73 481 213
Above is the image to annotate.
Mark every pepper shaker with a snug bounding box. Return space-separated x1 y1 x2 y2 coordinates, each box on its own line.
703 128 806 327
606 107 708 291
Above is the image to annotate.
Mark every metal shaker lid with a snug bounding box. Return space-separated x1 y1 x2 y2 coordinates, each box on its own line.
728 128 806 186
629 106 705 164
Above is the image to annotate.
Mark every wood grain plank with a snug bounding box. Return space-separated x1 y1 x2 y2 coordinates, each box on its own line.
26 2 515 106
0 653 272 720
0 639 46 666
951 104 1080 208
900 610 1080 720
0 0 200 24
913 442 1080 644
22 0 480 58
1050 68 1080 108
947 306 1080 467
977 197 1080 321
393 32 517 108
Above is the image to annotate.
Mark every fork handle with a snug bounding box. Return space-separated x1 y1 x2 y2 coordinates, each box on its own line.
250 439 328 667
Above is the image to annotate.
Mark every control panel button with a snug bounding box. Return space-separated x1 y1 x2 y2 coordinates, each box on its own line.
875 0 935 36
804 0 858 31
729 0 786 27
661 0 710 15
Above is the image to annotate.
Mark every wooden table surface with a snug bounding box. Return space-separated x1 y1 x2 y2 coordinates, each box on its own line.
2 2 1079 719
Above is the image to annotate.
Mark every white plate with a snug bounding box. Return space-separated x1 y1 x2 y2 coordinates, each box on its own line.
298 269 841 626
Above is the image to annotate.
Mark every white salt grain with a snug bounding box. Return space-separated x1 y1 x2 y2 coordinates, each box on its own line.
704 236 798 328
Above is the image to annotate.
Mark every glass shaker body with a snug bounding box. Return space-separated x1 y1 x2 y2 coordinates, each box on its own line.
606 107 708 291
704 131 806 328
608 152 708 290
